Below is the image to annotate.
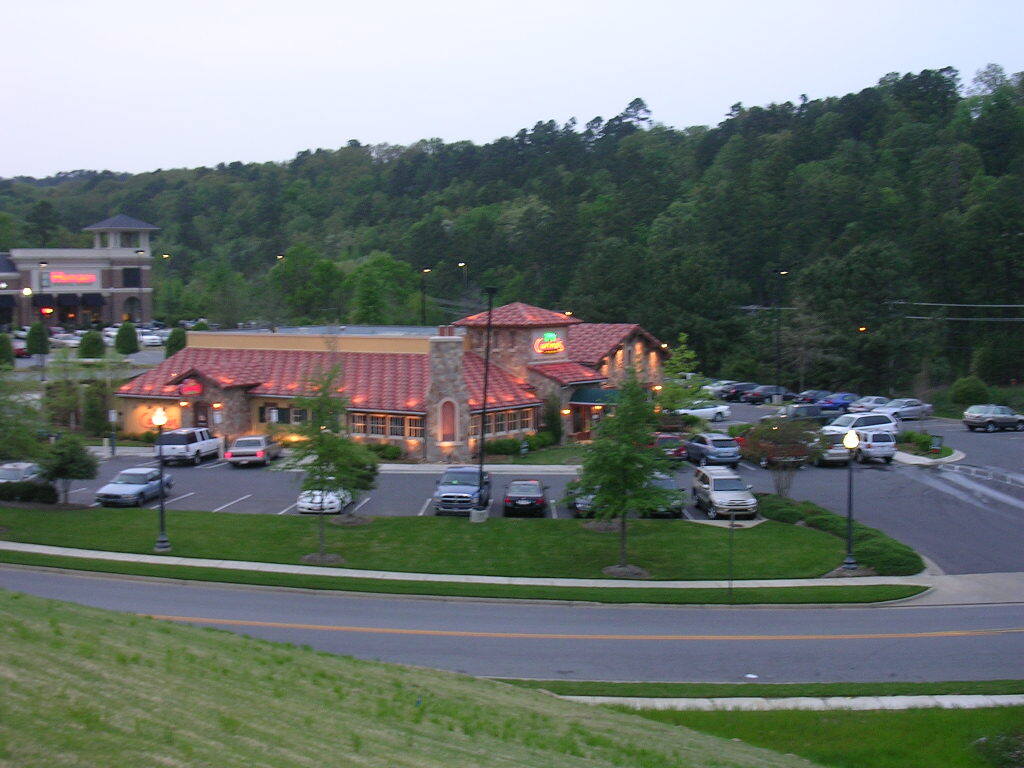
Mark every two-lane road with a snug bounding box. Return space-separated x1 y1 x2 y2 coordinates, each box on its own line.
2 567 1023 682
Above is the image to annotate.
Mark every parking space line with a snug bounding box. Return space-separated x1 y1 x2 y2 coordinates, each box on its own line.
199 461 227 470
681 505 694 521
350 496 371 515
277 503 297 515
740 461 759 472
417 497 433 516
213 494 252 512
150 491 195 509
70 487 89 493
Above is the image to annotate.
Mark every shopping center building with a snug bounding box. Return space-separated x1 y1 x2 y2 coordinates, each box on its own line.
115 302 666 460
0 214 158 329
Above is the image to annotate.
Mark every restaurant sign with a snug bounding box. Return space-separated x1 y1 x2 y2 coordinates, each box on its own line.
533 331 565 355
41 271 99 289
178 378 203 397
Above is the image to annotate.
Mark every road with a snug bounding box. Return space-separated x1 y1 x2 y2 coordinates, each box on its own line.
2 567 1022 682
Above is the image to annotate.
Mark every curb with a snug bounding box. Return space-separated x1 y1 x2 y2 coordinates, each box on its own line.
560 693 1024 711
894 449 965 467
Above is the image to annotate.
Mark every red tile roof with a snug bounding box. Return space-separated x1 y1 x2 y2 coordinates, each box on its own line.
528 362 607 386
567 323 664 366
455 302 581 328
117 347 542 414
463 352 541 411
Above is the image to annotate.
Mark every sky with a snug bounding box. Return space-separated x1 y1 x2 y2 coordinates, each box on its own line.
2 0 1022 178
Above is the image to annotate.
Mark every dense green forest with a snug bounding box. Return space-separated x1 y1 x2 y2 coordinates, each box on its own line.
2 64 1022 392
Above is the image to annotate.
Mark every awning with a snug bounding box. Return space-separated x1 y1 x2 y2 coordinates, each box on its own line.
0 295 14 308
81 293 106 307
31 293 54 308
569 387 620 405
57 294 79 307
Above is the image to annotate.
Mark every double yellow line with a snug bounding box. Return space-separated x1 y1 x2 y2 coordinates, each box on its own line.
148 615 1024 642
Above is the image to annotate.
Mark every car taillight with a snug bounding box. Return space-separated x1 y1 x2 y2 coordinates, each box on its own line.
224 451 233 459
256 450 265 458
504 497 512 505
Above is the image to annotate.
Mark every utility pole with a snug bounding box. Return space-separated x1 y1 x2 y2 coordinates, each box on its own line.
476 287 497 509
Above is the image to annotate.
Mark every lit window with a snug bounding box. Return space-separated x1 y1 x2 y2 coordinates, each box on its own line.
350 413 367 434
369 415 386 436
406 417 424 438
389 415 405 437
494 411 507 433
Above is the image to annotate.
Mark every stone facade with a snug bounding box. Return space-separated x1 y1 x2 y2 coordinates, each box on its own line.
425 333 471 462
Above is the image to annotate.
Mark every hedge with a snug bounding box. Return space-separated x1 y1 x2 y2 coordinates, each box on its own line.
897 430 933 454
756 494 925 575
365 442 403 460
0 481 59 504
485 437 522 455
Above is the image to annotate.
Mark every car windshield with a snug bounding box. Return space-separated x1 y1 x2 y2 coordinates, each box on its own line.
233 438 264 448
0 468 24 481
112 471 150 484
831 415 855 427
712 478 746 491
155 433 195 445
508 481 541 495
440 471 480 486
711 439 737 448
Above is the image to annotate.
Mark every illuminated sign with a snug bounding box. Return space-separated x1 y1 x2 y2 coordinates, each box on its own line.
533 331 565 355
49 271 98 285
178 378 203 397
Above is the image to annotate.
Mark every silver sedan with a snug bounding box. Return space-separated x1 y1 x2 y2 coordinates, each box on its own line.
875 398 933 420
675 401 731 422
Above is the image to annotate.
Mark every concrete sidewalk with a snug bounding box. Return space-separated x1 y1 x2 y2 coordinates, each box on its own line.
563 693 1024 711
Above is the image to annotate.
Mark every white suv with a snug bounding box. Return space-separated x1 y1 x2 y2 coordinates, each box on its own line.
154 427 222 466
853 430 897 464
822 412 899 435
691 467 758 520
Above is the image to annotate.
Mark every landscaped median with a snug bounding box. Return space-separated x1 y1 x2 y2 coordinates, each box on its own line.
0 502 928 604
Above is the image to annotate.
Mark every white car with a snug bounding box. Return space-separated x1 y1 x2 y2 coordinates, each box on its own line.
821 412 900 435
138 333 163 346
875 398 932 420
297 488 352 514
846 396 890 413
675 401 731 422
0 462 43 483
853 430 897 464
702 380 736 397
51 333 81 348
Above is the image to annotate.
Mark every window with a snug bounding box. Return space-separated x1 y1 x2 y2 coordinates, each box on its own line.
441 402 456 442
407 416 424 438
122 267 142 288
350 413 367 434
292 409 307 423
388 415 405 437
494 411 507 433
369 415 386 436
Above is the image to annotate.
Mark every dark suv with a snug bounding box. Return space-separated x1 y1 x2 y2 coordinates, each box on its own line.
721 382 758 401
760 403 831 425
741 385 796 404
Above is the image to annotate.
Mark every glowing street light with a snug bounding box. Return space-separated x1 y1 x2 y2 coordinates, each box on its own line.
152 407 171 553
842 429 860 570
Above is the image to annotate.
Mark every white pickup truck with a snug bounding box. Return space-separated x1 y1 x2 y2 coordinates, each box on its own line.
154 427 222 466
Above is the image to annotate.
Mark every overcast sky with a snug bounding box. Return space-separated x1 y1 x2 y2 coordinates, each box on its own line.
2 0 1022 178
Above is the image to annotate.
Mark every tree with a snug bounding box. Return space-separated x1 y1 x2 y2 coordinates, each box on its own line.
77 330 105 359
26 322 49 356
0 367 46 461
82 381 110 437
191 320 210 331
656 331 708 412
114 322 139 355
0 333 13 368
25 201 59 246
950 375 989 406
740 419 823 498
279 367 379 564
576 372 670 575
40 432 98 504
165 327 187 358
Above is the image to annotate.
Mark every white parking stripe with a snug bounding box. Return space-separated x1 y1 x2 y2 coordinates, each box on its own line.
276 503 297 515
350 496 371 515
212 494 252 512
417 497 433 516
740 461 760 472
198 461 228 470
70 487 89 493
149 491 195 509
681 505 695 521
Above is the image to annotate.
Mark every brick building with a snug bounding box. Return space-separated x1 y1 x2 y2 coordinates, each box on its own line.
115 302 665 460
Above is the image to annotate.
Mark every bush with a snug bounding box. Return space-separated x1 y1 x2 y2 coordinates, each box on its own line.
365 442 403 460
191 321 211 331
677 414 703 431
727 423 753 438
77 330 105 359
165 327 187 357
484 438 522 455
950 375 989 406
0 333 13 367
114 322 139 355
119 431 157 444
82 382 110 437
525 431 556 451
26 322 49 356
0 481 59 504
897 430 933 454
543 396 562 444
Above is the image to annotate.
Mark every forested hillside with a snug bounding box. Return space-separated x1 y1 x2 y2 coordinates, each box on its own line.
2 65 1022 391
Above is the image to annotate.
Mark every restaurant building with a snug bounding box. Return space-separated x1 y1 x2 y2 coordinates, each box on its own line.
115 302 665 460
0 214 158 329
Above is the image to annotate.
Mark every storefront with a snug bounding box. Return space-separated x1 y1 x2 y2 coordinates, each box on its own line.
0 214 157 330
115 302 665 460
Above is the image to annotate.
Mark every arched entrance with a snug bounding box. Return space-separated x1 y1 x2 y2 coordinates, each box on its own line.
122 296 142 323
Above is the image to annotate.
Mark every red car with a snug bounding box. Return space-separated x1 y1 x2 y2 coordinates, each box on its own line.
653 433 687 462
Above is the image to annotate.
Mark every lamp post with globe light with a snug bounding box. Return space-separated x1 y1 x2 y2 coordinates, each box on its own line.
152 407 171 553
842 429 860 569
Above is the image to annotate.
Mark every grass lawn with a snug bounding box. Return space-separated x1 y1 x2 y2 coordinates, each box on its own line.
0 589 816 768
630 707 1024 768
482 445 588 464
897 442 954 459
502 679 1024 699
0 507 849 580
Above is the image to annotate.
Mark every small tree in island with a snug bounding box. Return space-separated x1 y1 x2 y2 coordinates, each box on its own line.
40 432 98 504
739 418 823 498
114 322 139 355
575 371 671 578
278 367 379 565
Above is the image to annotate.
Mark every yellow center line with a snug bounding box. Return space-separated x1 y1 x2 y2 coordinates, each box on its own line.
147 615 1024 641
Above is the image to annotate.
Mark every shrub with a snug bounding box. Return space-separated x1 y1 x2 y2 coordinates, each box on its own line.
0 480 59 504
114 322 139 355
77 330 105 359
0 333 13 367
950 375 989 406
191 320 211 331
485 438 522 455
26 322 49 356
82 382 110 437
727 423 753 438
365 443 403 460
897 430 933 454
165 327 187 357
525 431 556 451
677 414 703 431
543 396 562 444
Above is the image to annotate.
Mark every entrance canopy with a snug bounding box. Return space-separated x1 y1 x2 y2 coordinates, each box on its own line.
569 387 619 405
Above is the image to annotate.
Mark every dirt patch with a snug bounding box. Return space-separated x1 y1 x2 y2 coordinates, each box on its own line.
821 564 879 578
602 564 651 579
300 553 345 566
0 502 91 511
581 520 617 533
329 514 373 527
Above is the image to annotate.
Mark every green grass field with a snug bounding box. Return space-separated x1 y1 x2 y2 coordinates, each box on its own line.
502 679 1024 698
630 708 1024 768
0 589 819 768
0 507 849 580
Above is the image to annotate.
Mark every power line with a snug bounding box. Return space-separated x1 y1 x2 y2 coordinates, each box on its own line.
903 316 1024 322
888 300 1024 308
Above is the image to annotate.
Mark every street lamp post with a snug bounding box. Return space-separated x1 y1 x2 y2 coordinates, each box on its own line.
774 270 789 399
476 287 497 510
152 407 171 553
842 429 860 569
457 262 468 290
420 268 431 325
134 249 146 323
